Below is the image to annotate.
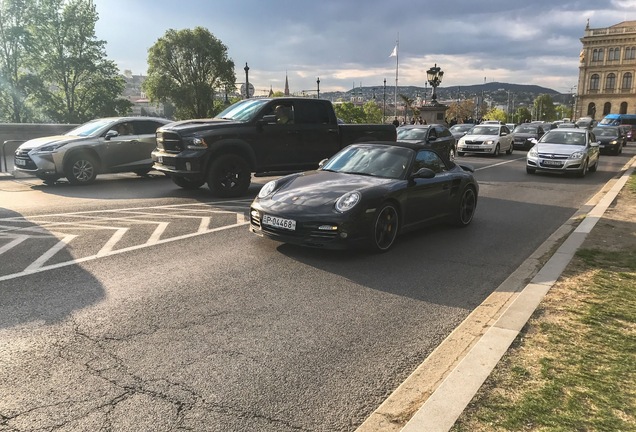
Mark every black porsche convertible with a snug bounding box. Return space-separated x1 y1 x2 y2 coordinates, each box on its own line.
249 142 478 252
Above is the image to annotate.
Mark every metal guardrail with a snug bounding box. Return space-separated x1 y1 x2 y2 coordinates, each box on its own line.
1 140 25 173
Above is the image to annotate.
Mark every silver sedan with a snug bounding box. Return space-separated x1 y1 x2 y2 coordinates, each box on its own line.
456 124 514 156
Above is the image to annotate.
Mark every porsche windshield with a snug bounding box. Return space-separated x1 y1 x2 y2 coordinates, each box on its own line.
322 145 413 179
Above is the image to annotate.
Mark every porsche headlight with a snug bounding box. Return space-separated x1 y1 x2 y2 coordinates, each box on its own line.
258 180 277 198
186 137 207 150
335 191 361 213
569 151 585 159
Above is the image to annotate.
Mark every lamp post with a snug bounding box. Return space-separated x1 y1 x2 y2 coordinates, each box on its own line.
426 63 444 105
244 63 250 99
317 77 320 99
383 78 387 123
570 85 577 120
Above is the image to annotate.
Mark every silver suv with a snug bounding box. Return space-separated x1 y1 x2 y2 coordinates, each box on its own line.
14 117 171 185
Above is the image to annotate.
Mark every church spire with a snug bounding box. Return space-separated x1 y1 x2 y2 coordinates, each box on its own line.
268 85 273 97
284 72 290 96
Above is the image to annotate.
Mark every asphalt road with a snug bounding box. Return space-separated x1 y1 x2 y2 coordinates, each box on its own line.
0 148 632 431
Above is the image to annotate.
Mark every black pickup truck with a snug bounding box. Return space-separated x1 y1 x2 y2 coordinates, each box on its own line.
151 98 397 197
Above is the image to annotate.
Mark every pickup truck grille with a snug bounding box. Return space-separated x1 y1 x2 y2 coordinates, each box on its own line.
156 131 183 153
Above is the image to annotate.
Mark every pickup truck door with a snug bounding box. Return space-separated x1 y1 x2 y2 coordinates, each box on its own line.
294 100 340 167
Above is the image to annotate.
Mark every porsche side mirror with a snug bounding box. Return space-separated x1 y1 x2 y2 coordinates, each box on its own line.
411 167 436 179
318 158 328 168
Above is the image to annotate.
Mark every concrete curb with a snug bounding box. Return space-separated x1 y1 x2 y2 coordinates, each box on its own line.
400 156 636 432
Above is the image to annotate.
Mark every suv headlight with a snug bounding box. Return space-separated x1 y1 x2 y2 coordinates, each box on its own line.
335 191 360 213
32 142 68 153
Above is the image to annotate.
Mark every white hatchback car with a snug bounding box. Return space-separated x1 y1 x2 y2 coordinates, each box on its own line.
456 124 514 156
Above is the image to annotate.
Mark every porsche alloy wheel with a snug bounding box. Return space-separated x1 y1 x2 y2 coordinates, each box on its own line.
371 203 399 252
452 186 477 226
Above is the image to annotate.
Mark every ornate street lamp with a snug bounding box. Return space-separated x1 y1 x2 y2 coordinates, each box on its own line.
383 78 387 122
426 63 444 105
317 77 320 99
244 63 250 99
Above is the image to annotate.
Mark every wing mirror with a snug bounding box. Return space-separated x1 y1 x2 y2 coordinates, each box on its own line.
410 167 436 179
260 114 277 124
318 158 328 168
105 130 119 140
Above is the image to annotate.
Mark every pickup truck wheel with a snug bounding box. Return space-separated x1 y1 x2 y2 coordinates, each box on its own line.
64 153 98 185
171 175 204 189
207 154 251 197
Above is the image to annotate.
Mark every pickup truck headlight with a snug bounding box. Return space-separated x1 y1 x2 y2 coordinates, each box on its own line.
258 180 277 198
335 191 360 212
186 137 207 150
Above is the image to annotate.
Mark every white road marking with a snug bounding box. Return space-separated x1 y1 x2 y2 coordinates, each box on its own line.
23 234 77 272
97 228 129 256
0 235 29 256
473 156 526 171
147 222 169 244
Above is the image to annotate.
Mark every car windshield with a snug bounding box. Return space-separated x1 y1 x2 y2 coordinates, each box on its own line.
450 124 472 132
469 126 499 135
64 119 115 137
540 130 586 145
215 99 269 121
321 145 413 179
397 127 429 140
513 125 538 133
593 128 618 137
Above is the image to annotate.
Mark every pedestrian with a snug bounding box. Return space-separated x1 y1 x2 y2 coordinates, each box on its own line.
392 117 399 127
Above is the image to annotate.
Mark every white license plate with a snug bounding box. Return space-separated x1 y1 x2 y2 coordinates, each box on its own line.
15 159 26 166
466 145 481 149
262 214 296 231
542 160 562 166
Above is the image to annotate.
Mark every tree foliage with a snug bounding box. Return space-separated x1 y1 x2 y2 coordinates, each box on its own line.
484 107 507 123
533 94 557 121
143 27 236 120
0 0 37 122
446 99 476 122
0 0 131 123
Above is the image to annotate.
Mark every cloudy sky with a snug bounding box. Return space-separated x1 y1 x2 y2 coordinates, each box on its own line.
95 0 636 96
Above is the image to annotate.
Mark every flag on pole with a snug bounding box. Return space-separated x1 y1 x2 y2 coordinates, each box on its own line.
389 45 397 57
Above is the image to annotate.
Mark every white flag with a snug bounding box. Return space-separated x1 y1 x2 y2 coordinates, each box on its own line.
389 45 397 57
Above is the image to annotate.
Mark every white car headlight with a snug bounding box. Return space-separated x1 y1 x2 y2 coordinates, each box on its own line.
528 147 538 157
335 191 361 213
569 151 585 159
484 140 495 145
33 142 68 153
257 180 277 198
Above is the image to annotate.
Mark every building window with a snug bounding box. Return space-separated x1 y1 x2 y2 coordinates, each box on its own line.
606 73 616 89
622 72 633 90
603 102 612 115
587 103 597 118
592 48 604 61
625 47 636 60
609 47 621 60
590 74 600 90
620 102 628 114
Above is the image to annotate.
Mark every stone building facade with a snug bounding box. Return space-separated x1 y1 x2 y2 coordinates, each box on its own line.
576 20 636 120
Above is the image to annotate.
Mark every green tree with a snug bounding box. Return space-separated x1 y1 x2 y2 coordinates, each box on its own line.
31 0 131 122
144 27 236 120
399 94 415 121
0 0 37 122
333 102 365 124
516 106 532 123
533 94 557 121
484 107 507 123
446 99 476 122
363 100 382 123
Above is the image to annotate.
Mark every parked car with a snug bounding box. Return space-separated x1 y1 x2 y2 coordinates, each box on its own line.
558 122 578 128
526 128 600 177
249 142 478 252
592 126 625 155
456 124 514 156
512 123 546 150
14 117 171 185
449 123 474 142
506 123 517 131
619 124 633 142
397 124 456 161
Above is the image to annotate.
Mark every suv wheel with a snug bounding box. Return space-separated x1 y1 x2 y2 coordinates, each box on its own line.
65 153 98 185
